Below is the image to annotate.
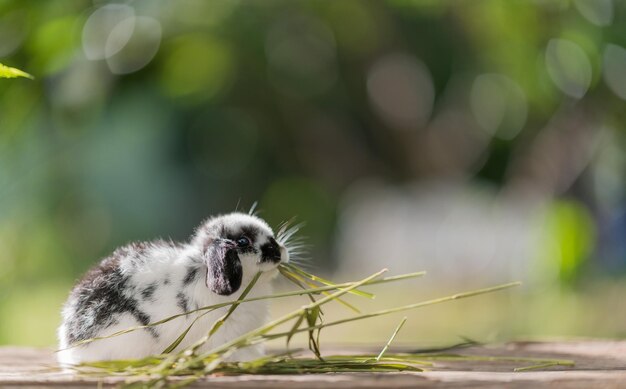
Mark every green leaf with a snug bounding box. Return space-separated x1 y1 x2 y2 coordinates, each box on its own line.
0 63 34 79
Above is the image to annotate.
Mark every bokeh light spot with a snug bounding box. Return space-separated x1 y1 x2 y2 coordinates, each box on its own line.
367 53 434 130
470 74 527 140
160 35 235 100
545 38 592 99
573 0 613 27
106 16 162 75
603 44 626 100
82 4 135 60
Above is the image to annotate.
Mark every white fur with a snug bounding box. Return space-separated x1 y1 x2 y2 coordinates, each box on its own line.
57 213 288 366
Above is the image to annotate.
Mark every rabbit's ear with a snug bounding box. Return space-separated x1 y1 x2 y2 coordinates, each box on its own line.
204 241 242 296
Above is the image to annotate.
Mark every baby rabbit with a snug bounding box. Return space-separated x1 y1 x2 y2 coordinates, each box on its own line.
57 212 289 365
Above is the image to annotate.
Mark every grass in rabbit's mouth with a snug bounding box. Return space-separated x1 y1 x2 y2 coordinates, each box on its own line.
64 264 574 387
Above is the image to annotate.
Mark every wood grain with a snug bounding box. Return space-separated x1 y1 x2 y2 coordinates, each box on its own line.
1 340 625 388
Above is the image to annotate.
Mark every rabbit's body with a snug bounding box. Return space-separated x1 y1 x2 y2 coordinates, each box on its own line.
58 213 287 365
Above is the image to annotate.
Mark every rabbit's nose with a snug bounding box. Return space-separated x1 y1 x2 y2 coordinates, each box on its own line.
260 237 281 263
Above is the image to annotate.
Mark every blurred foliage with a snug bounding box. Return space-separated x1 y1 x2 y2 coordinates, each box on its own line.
0 62 33 79
0 0 625 345
535 199 596 285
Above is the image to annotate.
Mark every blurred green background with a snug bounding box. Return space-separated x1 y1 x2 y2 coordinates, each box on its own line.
1 0 626 347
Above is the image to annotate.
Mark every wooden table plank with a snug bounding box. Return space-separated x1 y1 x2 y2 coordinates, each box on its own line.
1 340 625 388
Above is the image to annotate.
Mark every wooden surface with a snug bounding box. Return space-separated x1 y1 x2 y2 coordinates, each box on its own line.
1 340 625 388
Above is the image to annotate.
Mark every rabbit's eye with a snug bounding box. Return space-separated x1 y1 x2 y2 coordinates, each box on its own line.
236 236 250 247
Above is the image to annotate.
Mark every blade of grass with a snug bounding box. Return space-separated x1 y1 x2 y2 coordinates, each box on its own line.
514 362 569 372
162 272 262 354
267 282 521 339
282 263 375 299
163 272 261 354
375 317 407 362
281 266 361 313
324 355 433 366
278 266 319 305
161 310 212 354
305 306 323 359
188 272 263 354
285 314 304 349
381 353 575 366
212 360 424 374
209 272 263 336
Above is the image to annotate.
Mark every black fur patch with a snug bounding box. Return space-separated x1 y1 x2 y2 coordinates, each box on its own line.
183 266 199 286
132 309 159 339
64 248 160 344
176 292 189 313
141 283 157 301
261 237 281 263
239 225 260 243
206 243 242 296
238 245 258 255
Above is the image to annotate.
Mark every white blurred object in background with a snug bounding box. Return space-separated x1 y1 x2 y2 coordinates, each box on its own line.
335 179 544 285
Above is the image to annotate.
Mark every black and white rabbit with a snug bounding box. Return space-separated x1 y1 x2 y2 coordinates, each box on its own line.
57 212 289 365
